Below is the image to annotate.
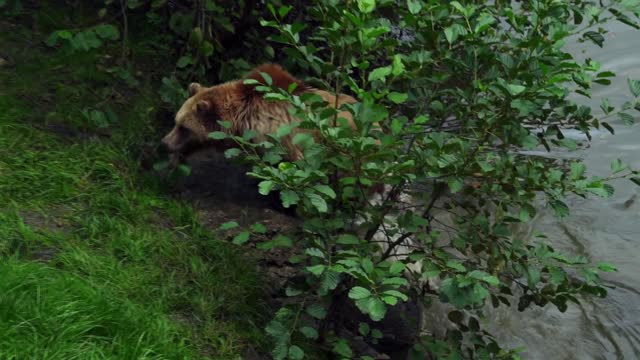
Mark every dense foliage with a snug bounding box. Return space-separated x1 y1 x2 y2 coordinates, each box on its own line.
21 0 640 358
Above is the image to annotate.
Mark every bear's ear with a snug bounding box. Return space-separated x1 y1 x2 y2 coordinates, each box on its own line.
196 100 210 114
189 82 203 96
241 64 306 96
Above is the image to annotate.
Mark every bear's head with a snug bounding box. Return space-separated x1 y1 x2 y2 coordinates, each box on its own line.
161 64 305 156
161 81 238 154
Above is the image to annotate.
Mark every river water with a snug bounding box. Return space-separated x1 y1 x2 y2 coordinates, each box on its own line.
485 21 640 360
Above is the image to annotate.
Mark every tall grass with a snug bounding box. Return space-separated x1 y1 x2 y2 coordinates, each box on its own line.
0 8 270 359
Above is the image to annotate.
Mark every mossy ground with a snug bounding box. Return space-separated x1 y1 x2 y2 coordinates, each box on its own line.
0 4 270 359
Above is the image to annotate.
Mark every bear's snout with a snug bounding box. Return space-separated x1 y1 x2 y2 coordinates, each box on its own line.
161 134 179 153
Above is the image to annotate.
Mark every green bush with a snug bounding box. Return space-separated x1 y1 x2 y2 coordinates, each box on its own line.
41 0 640 359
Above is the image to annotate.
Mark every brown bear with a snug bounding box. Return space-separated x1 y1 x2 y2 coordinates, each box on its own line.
161 63 359 162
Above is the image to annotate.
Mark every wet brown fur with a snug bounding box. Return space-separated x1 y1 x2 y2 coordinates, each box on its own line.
161 64 359 162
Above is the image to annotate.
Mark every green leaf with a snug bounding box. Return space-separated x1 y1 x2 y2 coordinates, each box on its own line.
362 258 374 274
389 261 405 275
219 221 239 230
448 177 463 193
259 71 273 86
570 162 586 180
176 55 192 68
84 30 102 48
272 342 288 360
391 118 404 135
224 148 241 158
278 5 292 18
550 200 570 218
630 177 640 186
367 298 387 321
265 319 288 337
307 192 328 212
583 31 604 47
619 112 635 125
368 66 392 82
446 260 466 272
381 290 408 303
357 0 375 13
349 286 372 300
72 32 90 51
557 138 578 150
382 295 398 305
257 235 293 250
275 124 292 138
407 0 422 14
381 277 408 286
94 24 119 40
474 13 495 33
306 304 327 319
45 32 59 46
56 30 72 40
313 184 336 199
288 346 304 360
243 79 260 86
611 159 627 174
597 262 618 272
305 247 325 258
444 26 456 44
468 270 500 286
628 79 640 97
507 84 526 96
319 270 340 295
208 131 227 140
602 122 615 134
511 99 536 116
200 40 214 57
292 133 313 146
527 267 541 287
285 287 303 297
280 190 300 208
259 180 275 195
232 231 251 245
336 234 360 244
358 322 370 336
333 339 353 358
218 120 232 129
307 264 326 276
519 204 535 222
299 326 318 339
264 93 288 101
587 184 612 198
391 54 405 76
387 92 408 104
450 1 467 15
251 223 267 234
414 115 429 124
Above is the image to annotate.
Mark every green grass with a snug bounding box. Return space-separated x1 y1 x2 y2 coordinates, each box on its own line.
0 7 270 360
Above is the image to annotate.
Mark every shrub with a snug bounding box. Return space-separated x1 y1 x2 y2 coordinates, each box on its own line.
216 1 640 358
